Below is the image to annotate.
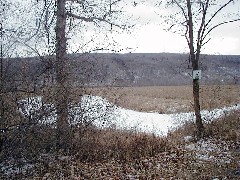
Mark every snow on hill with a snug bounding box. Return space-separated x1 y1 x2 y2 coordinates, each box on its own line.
18 95 240 136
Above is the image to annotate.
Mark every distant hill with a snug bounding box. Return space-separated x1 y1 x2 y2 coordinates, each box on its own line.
68 53 240 86
4 53 240 89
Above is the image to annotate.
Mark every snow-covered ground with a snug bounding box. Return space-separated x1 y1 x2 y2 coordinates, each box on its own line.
18 95 240 136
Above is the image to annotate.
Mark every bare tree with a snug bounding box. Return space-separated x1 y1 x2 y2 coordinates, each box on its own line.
160 0 240 138
0 0 44 159
0 16 3 130
0 11 4 151
35 0 130 149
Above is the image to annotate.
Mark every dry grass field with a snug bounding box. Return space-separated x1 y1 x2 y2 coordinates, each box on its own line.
87 85 240 113
2 85 239 179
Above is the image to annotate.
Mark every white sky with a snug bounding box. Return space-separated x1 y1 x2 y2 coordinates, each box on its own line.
4 0 240 56
113 1 240 55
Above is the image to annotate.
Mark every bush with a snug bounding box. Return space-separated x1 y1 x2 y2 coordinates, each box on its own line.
205 110 240 141
70 127 169 162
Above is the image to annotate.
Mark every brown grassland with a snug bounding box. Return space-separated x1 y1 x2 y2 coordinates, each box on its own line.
1 85 239 179
87 85 240 113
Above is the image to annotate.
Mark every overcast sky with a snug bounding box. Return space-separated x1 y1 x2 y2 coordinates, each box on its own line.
4 0 240 56
114 1 240 55
69 0 240 55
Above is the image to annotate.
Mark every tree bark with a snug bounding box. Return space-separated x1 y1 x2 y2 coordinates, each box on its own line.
55 0 70 150
186 0 204 139
0 24 4 150
193 78 204 138
0 24 3 120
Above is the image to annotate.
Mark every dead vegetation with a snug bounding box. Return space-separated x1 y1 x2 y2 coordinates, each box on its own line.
1 110 239 179
0 85 239 179
88 85 240 113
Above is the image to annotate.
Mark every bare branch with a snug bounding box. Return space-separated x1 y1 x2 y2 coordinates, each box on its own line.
67 0 84 10
18 40 42 57
66 0 84 3
203 18 240 41
186 0 195 55
66 12 124 29
201 37 211 47
196 0 209 53
111 0 122 6
184 24 190 47
172 0 188 22
66 0 98 9
167 24 175 31
205 0 234 28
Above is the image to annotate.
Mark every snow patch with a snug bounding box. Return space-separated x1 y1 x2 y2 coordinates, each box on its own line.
185 139 233 164
18 95 240 136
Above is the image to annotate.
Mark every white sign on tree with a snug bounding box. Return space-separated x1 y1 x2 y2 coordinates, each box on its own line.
193 70 201 80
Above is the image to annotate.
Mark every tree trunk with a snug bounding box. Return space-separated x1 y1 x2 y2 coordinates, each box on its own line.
0 24 4 152
187 0 204 139
0 24 3 120
192 56 204 138
193 78 204 138
55 0 69 150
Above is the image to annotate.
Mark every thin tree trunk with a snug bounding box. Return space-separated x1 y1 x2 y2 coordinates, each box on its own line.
193 78 204 138
55 0 69 150
187 0 204 139
0 23 4 130
0 24 4 152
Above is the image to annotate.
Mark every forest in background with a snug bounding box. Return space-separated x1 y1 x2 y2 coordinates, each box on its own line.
4 53 240 90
